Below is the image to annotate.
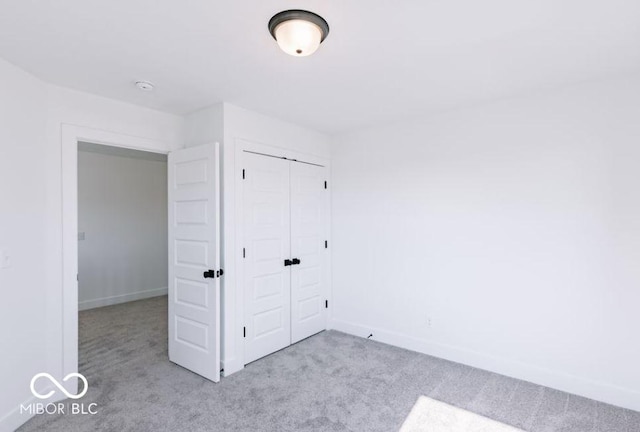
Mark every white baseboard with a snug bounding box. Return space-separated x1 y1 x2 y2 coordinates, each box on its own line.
0 386 63 432
330 318 640 412
78 287 167 311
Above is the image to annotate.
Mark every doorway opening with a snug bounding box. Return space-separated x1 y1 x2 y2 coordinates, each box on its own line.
76 142 168 378
61 125 172 393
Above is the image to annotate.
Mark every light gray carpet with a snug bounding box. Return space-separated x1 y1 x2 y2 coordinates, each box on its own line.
19 296 640 432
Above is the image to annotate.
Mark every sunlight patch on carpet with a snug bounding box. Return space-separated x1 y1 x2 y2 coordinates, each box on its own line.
400 396 525 432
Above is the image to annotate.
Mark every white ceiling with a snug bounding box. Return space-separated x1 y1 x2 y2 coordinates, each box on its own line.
1 0 639 134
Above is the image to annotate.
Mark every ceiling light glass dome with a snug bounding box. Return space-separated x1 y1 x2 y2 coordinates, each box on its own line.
268 10 330 57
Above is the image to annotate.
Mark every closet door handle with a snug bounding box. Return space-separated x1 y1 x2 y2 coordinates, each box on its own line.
291 258 301 265
284 259 293 266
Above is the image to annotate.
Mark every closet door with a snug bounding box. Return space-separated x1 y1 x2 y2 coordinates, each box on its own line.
243 153 292 364
290 162 328 343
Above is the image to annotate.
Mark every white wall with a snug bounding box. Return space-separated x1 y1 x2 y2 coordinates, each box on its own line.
0 58 49 432
185 102 331 375
78 145 168 310
330 77 640 411
184 103 224 150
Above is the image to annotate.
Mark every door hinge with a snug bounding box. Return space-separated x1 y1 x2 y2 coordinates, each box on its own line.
324 180 327 189
242 169 245 179
243 327 246 338
325 240 328 249
243 248 246 258
325 300 328 309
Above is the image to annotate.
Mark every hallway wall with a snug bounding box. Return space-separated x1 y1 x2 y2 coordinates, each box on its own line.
78 144 168 310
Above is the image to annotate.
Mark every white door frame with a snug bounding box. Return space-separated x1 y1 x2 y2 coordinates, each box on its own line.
61 124 171 387
234 138 331 368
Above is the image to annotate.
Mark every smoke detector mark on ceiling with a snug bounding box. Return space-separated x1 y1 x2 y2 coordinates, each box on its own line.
134 80 154 91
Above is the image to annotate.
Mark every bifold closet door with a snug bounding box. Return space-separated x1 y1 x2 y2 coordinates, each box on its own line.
243 153 292 364
290 162 328 343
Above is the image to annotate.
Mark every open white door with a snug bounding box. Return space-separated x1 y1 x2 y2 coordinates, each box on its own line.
168 143 221 382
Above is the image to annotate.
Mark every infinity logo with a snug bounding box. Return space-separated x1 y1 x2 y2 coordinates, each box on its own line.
30 373 89 400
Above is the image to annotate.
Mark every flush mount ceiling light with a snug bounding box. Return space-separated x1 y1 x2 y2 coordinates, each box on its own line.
268 10 330 57
134 80 154 91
